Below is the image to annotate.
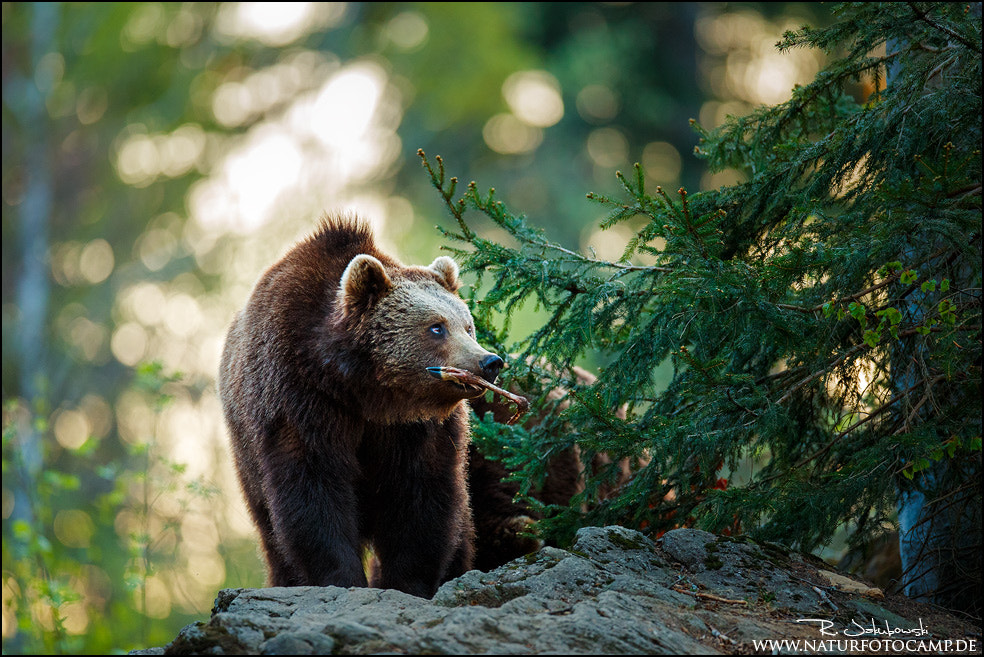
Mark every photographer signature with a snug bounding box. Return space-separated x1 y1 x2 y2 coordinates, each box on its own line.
796 618 930 638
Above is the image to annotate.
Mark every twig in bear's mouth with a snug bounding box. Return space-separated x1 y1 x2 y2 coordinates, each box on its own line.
425 366 530 425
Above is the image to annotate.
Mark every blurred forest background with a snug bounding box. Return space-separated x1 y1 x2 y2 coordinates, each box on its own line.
1 2 837 653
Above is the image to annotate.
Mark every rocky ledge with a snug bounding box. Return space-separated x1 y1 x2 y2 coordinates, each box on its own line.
135 526 980 655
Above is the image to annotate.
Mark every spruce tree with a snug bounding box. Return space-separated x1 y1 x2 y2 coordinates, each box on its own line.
421 2 981 613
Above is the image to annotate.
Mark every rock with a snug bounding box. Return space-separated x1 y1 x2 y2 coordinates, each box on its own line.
140 527 981 655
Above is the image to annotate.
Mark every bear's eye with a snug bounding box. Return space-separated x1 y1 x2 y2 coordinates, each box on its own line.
429 323 446 337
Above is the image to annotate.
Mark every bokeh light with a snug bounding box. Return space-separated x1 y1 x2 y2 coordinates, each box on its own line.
483 113 543 155
53 409 90 450
385 11 429 51
214 2 347 47
642 141 682 184
78 239 114 285
586 127 628 168
503 70 564 128
576 84 620 123
53 510 94 549
696 8 823 121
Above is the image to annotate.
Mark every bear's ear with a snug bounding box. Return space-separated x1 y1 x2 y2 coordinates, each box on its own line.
428 256 460 292
339 254 393 317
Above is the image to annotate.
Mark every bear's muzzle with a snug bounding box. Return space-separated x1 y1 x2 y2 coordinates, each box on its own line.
480 354 504 383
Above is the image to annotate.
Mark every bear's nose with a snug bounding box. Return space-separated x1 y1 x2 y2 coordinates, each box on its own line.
480 354 504 383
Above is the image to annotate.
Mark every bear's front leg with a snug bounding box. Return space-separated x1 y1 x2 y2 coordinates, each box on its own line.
368 475 473 598
262 424 368 588
362 415 474 598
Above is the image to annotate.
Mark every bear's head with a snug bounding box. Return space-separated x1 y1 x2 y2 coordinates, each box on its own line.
335 252 503 423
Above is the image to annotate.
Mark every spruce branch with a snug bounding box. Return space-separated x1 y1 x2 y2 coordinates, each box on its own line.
795 374 946 476
776 324 944 406
906 2 982 53
418 3 981 581
418 149 472 240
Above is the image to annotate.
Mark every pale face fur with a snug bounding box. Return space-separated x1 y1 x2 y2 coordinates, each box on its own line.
338 254 498 422
365 279 488 382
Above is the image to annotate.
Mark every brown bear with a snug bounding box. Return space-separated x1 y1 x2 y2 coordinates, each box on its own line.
218 214 504 598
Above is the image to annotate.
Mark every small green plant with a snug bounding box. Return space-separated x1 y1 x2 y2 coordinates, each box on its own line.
2 362 219 653
2 399 81 654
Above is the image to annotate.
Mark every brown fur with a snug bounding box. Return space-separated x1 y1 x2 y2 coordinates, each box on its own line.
219 214 501 598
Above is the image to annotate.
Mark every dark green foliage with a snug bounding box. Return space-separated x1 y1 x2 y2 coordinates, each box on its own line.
422 1 981 577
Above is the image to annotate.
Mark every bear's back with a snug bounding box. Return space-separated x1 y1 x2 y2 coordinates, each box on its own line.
219 215 394 430
259 215 388 306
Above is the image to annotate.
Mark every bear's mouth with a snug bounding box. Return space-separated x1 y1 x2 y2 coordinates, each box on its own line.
424 366 530 425
425 366 485 396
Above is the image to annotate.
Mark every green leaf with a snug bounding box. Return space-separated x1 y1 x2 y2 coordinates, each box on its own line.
875 307 902 325
12 519 33 541
42 471 81 490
